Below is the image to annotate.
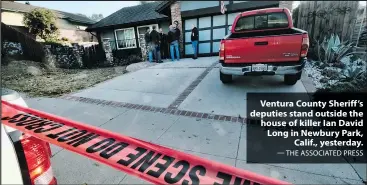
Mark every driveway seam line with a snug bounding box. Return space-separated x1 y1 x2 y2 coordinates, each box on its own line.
167 62 218 109
117 174 128 184
60 95 247 124
155 116 181 143
234 123 244 167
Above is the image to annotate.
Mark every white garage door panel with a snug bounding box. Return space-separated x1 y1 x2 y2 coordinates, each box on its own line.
212 41 220 53
228 13 240 25
199 16 211 28
199 43 211 53
213 28 226 40
199 30 211 41
185 18 197 30
213 15 226 26
185 32 193 42
185 44 194 55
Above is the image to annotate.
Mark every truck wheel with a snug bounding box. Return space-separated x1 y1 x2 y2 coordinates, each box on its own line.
284 73 301 85
220 71 233 84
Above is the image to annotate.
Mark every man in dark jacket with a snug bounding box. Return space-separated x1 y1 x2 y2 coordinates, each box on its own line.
167 24 180 61
191 24 199 59
159 28 168 59
149 26 161 63
173 20 181 44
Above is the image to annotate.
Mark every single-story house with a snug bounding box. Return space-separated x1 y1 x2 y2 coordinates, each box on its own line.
1 1 97 42
87 1 293 58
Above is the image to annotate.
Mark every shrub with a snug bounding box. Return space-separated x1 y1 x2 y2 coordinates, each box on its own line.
23 8 59 41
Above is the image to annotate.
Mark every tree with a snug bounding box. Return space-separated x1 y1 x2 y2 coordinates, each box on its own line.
23 8 59 41
25 1 30 5
77 13 88 17
90 14 104 21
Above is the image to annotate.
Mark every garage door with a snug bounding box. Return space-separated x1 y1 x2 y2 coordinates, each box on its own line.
183 12 241 57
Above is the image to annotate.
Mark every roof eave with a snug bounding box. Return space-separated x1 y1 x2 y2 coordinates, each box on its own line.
155 0 175 14
86 17 169 32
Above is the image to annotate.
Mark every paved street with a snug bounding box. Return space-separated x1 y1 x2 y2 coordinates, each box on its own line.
26 57 365 184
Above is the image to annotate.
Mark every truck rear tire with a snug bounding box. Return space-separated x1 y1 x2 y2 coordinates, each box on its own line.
220 71 233 83
284 72 301 85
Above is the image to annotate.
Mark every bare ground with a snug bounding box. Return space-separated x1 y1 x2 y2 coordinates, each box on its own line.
2 60 127 98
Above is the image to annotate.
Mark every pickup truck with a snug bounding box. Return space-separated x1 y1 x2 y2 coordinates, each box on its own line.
219 8 309 85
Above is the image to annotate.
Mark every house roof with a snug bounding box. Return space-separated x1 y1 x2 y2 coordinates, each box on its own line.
155 1 175 14
87 2 168 31
1 1 96 25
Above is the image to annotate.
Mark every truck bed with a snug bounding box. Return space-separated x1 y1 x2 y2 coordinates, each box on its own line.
226 28 306 39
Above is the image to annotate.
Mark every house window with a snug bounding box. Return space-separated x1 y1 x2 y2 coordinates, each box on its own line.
114 27 136 49
137 24 159 47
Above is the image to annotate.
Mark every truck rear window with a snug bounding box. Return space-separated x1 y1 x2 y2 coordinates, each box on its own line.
234 12 289 31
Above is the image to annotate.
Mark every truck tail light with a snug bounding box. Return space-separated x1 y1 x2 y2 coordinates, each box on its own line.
219 40 225 60
20 134 57 185
300 34 309 57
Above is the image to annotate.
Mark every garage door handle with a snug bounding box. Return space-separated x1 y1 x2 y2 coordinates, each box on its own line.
254 41 268 46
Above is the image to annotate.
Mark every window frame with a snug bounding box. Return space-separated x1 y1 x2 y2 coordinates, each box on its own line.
114 27 137 50
136 24 159 47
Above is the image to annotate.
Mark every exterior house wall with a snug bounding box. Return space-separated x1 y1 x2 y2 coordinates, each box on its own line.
1 11 24 26
100 30 116 50
160 21 170 33
1 10 94 42
180 1 219 11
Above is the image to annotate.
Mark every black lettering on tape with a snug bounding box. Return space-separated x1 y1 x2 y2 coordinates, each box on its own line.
67 133 100 148
86 138 115 153
146 155 175 178
24 121 54 130
214 171 232 185
15 118 42 126
47 128 77 139
164 160 190 184
12 114 40 124
130 151 162 173
182 165 206 185
34 123 64 133
2 113 26 121
58 130 89 142
100 142 129 159
117 147 147 167
234 177 251 185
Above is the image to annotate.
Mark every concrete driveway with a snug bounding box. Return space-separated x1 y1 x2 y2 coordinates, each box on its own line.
26 57 365 184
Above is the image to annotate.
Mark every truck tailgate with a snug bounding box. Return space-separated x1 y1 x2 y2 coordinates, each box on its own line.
225 34 303 63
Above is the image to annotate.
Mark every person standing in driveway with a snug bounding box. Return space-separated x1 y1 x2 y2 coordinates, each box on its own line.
149 26 161 63
191 24 199 59
144 28 153 62
168 24 180 61
159 28 168 59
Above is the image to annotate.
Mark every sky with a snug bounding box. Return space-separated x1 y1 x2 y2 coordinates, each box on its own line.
16 1 141 17
17 1 367 17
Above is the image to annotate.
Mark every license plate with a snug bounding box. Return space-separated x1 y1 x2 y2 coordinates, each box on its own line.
252 64 267 72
